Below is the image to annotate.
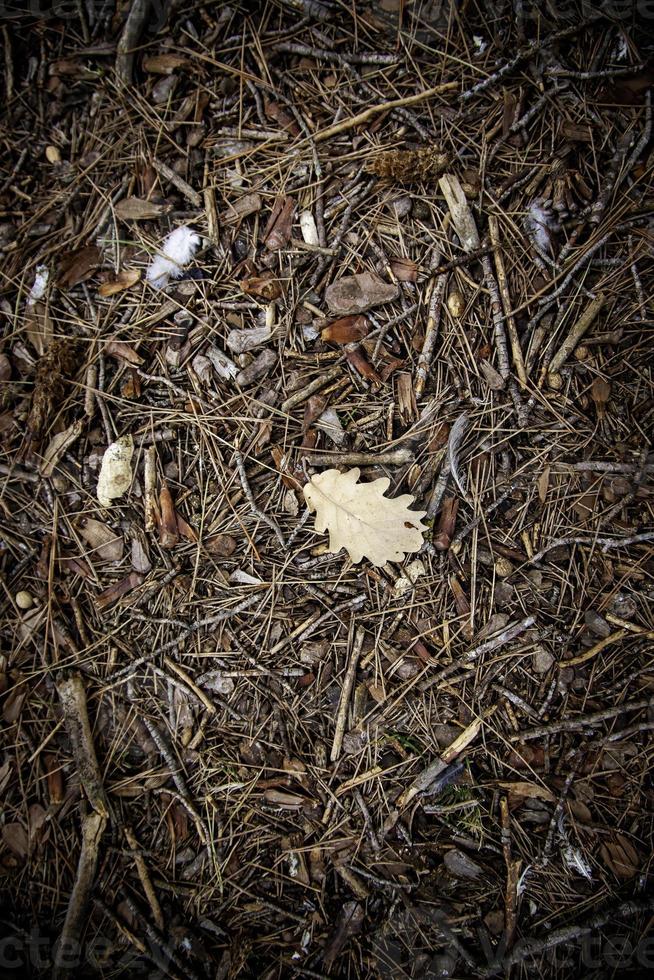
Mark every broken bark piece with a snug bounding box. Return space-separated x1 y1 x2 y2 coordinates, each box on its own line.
226 326 272 353
325 271 399 315
159 485 179 548
56 674 108 818
236 349 276 387
389 257 419 282
52 810 106 980
262 195 296 250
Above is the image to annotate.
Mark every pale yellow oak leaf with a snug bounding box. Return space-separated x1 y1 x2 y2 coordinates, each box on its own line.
303 467 427 567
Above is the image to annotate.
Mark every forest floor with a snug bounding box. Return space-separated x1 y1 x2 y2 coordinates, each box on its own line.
0 1 653 978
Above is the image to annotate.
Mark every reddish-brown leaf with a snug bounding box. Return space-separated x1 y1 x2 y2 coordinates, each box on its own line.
205 533 237 557
96 572 144 610
321 315 370 345
345 346 382 384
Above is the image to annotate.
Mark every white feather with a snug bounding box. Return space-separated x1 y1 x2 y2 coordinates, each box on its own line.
146 226 200 289
27 265 49 306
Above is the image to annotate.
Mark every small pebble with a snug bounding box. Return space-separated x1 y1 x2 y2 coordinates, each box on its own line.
16 591 33 610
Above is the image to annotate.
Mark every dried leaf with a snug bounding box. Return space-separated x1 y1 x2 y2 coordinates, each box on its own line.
114 197 171 221
264 100 301 135
600 833 640 879
321 315 370 344
2 823 28 859
40 418 84 477
240 273 282 301
98 269 141 296
96 572 144 610
345 346 382 383
304 468 427 567
323 902 364 971
104 340 144 366
325 271 399 315
142 54 189 74
205 533 237 557
97 435 134 508
78 517 124 562
439 174 480 252
498 781 556 803
389 257 418 282
58 246 101 288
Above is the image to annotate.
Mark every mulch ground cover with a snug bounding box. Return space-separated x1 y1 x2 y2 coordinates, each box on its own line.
0 1 653 977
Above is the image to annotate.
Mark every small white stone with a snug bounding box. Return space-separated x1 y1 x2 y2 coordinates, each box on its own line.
16 591 34 610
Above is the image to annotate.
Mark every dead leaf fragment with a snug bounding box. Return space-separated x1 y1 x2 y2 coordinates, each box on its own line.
40 418 84 477
600 833 640 879
325 271 399 315
142 54 189 74
390 257 418 282
439 174 480 252
240 273 282 301
104 340 144 366
97 435 134 508
321 315 370 344
78 517 124 561
98 269 141 296
58 246 101 288
304 467 427 567
114 197 171 221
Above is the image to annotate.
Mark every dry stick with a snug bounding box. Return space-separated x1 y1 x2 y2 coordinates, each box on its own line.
152 156 201 208
481 897 654 979
415 273 446 398
108 591 266 680
481 253 511 380
273 42 398 65
510 697 652 742
527 529 654 565
52 810 107 980
281 365 343 413
397 712 490 808
115 0 149 86
459 15 602 102
499 797 520 952
234 447 286 548
547 292 606 376
139 712 208 845
313 81 458 142
56 673 109 818
123 825 164 932
418 615 536 694
488 216 527 386
306 448 413 467
331 626 365 762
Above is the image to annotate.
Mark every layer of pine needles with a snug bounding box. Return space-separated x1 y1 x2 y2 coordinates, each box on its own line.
0 2 653 978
